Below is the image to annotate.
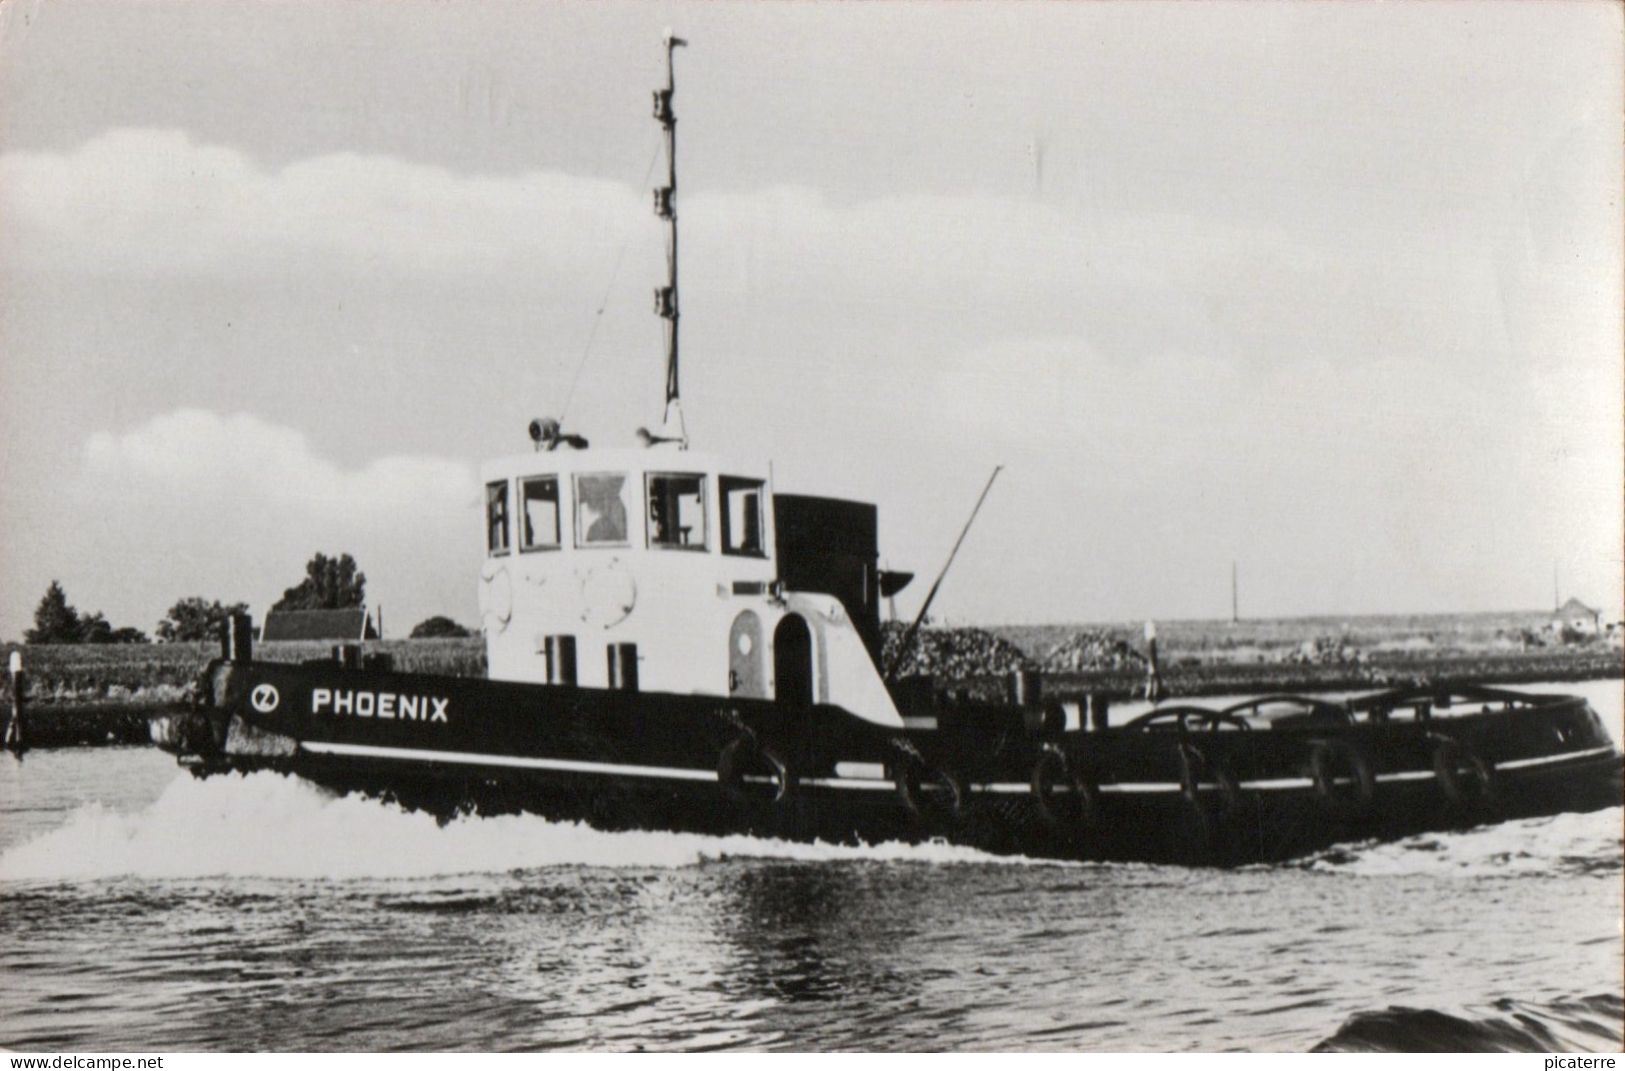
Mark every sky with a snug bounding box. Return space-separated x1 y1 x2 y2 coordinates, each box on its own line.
0 0 1620 640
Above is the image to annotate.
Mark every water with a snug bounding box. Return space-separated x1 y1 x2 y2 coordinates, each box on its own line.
1 681 1620 1052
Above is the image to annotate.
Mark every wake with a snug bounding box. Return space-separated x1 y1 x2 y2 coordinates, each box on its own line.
1291 806 1624 879
0 768 1037 882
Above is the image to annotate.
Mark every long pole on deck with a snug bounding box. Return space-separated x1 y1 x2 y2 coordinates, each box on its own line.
885 465 1003 680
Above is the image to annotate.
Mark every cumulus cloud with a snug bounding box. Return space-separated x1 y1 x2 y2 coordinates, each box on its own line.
82 409 471 518
66 409 478 634
0 130 642 283
1 126 1572 376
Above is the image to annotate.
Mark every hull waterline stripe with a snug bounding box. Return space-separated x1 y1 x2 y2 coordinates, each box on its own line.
303 741 894 790
800 777 893 792
975 778 1322 794
1496 745 1616 770
301 741 718 782
965 746 1618 796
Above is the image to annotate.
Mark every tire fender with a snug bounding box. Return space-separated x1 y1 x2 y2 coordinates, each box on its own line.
1309 739 1376 819
1178 743 1240 813
895 754 966 826
1030 747 1101 830
717 733 795 806
1432 736 1495 807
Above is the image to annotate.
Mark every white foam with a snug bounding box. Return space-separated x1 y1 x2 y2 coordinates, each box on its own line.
1298 806 1624 878
0 769 1039 882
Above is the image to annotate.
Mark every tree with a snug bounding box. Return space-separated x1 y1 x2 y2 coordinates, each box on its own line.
272 552 366 612
158 596 251 643
26 581 82 644
77 611 112 645
23 582 148 644
410 615 471 639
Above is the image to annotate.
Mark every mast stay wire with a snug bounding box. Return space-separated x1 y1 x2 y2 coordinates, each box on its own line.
558 134 665 426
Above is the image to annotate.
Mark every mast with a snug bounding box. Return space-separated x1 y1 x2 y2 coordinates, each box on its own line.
652 31 688 446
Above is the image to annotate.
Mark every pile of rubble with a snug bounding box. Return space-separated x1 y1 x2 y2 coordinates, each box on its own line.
881 623 1035 680
1041 630 1147 673
1276 636 1368 665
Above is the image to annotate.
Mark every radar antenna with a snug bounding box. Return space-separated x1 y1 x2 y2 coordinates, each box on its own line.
650 31 689 448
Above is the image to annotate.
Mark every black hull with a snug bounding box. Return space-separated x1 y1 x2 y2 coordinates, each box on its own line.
153 657 1624 867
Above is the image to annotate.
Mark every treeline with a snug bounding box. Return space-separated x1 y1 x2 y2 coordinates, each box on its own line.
18 552 470 645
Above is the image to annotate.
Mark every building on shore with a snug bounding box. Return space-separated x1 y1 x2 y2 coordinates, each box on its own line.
1552 597 1601 636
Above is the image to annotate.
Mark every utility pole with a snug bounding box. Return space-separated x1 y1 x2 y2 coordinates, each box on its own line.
1231 560 1239 624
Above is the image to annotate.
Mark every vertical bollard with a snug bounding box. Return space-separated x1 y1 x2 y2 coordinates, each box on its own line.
1142 621 1165 703
5 651 25 754
1088 693 1110 732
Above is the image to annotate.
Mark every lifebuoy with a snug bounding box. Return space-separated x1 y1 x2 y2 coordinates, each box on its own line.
1178 743 1240 813
895 754 965 827
1432 736 1495 808
1309 739 1376 819
1030 747 1101 830
717 734 794 805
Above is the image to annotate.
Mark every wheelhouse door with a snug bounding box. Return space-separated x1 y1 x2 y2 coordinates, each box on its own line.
773 614 814 707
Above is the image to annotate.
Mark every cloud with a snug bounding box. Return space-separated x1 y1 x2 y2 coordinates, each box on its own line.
83 409 470 518
1 128 1618 629
66 409 478 633
2 126 1583 375
0 129 641 284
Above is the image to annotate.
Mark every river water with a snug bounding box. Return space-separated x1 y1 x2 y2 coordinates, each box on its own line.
1 681 1620 1052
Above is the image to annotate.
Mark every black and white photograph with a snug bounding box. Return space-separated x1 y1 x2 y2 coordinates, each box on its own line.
0 0 1620 1055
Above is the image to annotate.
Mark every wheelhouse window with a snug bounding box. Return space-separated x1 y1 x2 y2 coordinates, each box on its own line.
575 472 631 547
485 479 511 556
720 476 766 557
520 476 561 551
647 472 707 549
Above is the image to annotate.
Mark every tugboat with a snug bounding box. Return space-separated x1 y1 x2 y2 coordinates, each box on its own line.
151 36 1622 865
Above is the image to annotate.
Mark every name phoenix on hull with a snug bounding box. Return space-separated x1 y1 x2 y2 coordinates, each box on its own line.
313 688 450 723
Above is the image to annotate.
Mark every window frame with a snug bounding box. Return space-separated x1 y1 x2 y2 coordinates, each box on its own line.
718 475 768 559
573 471 634 549
644 470 709 552
518 475 563 553
485 478 512 557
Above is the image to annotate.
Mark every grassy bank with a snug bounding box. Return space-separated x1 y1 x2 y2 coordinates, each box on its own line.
988 609 1614 669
